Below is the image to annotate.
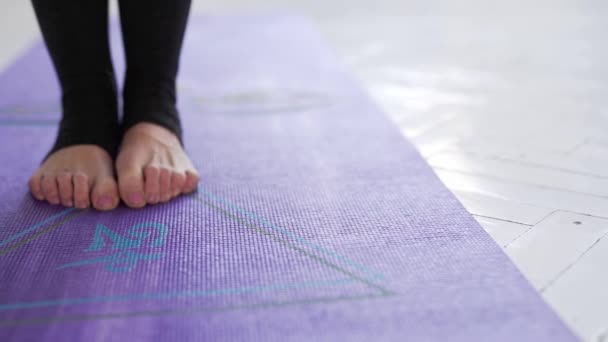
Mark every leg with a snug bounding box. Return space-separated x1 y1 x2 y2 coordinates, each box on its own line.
116 0 199 208
29 0 121 210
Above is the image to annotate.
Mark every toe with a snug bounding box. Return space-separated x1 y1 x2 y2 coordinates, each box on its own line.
56 172 74 207
159 168 171 202
170 171 186 197
184 170 200 193
118 169 146 208
28 172 44 201
73 173 91 208
91 176 119 211
144 165 160 204
41 174 60 205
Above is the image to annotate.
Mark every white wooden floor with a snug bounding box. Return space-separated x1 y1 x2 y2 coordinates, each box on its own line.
2 0 607 340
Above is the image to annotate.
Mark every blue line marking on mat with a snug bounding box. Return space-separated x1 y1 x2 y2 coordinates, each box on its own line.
196 187 385 281
0 119 57 126
0 279 354 311
0 208 75 248
57 250 165 273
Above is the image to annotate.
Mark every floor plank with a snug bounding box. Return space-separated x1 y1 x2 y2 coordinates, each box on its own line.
507 211 608 291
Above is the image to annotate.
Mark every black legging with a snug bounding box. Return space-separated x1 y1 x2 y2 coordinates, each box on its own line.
31 0 191 159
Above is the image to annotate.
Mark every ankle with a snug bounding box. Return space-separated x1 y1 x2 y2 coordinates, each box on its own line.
122 122 182 147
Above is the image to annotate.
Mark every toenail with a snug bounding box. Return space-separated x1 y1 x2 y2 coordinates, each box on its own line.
128 193 144 205
98 196 114 209
65 200 73 207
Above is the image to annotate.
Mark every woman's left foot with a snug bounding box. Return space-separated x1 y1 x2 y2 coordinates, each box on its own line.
116 122 200 208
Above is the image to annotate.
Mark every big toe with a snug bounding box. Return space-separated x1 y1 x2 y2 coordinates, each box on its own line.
91 176 119 211
118 170 146 208
28 172 44 201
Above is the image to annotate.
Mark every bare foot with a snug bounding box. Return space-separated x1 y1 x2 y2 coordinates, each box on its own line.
28 145 120 210
116 122 200 208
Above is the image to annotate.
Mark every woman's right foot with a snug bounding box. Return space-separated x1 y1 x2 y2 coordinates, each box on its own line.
28 145 119 210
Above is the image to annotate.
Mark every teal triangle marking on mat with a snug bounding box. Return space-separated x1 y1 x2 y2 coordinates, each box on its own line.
0 192 388 315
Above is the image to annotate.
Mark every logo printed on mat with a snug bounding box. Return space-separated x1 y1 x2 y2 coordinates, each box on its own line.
191 89 332 114
57 222 168 273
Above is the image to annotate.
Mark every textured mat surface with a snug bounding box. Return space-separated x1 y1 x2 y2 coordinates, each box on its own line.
0 15 577 341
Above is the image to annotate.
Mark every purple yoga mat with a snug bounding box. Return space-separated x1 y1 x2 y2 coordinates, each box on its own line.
0 14 577 341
